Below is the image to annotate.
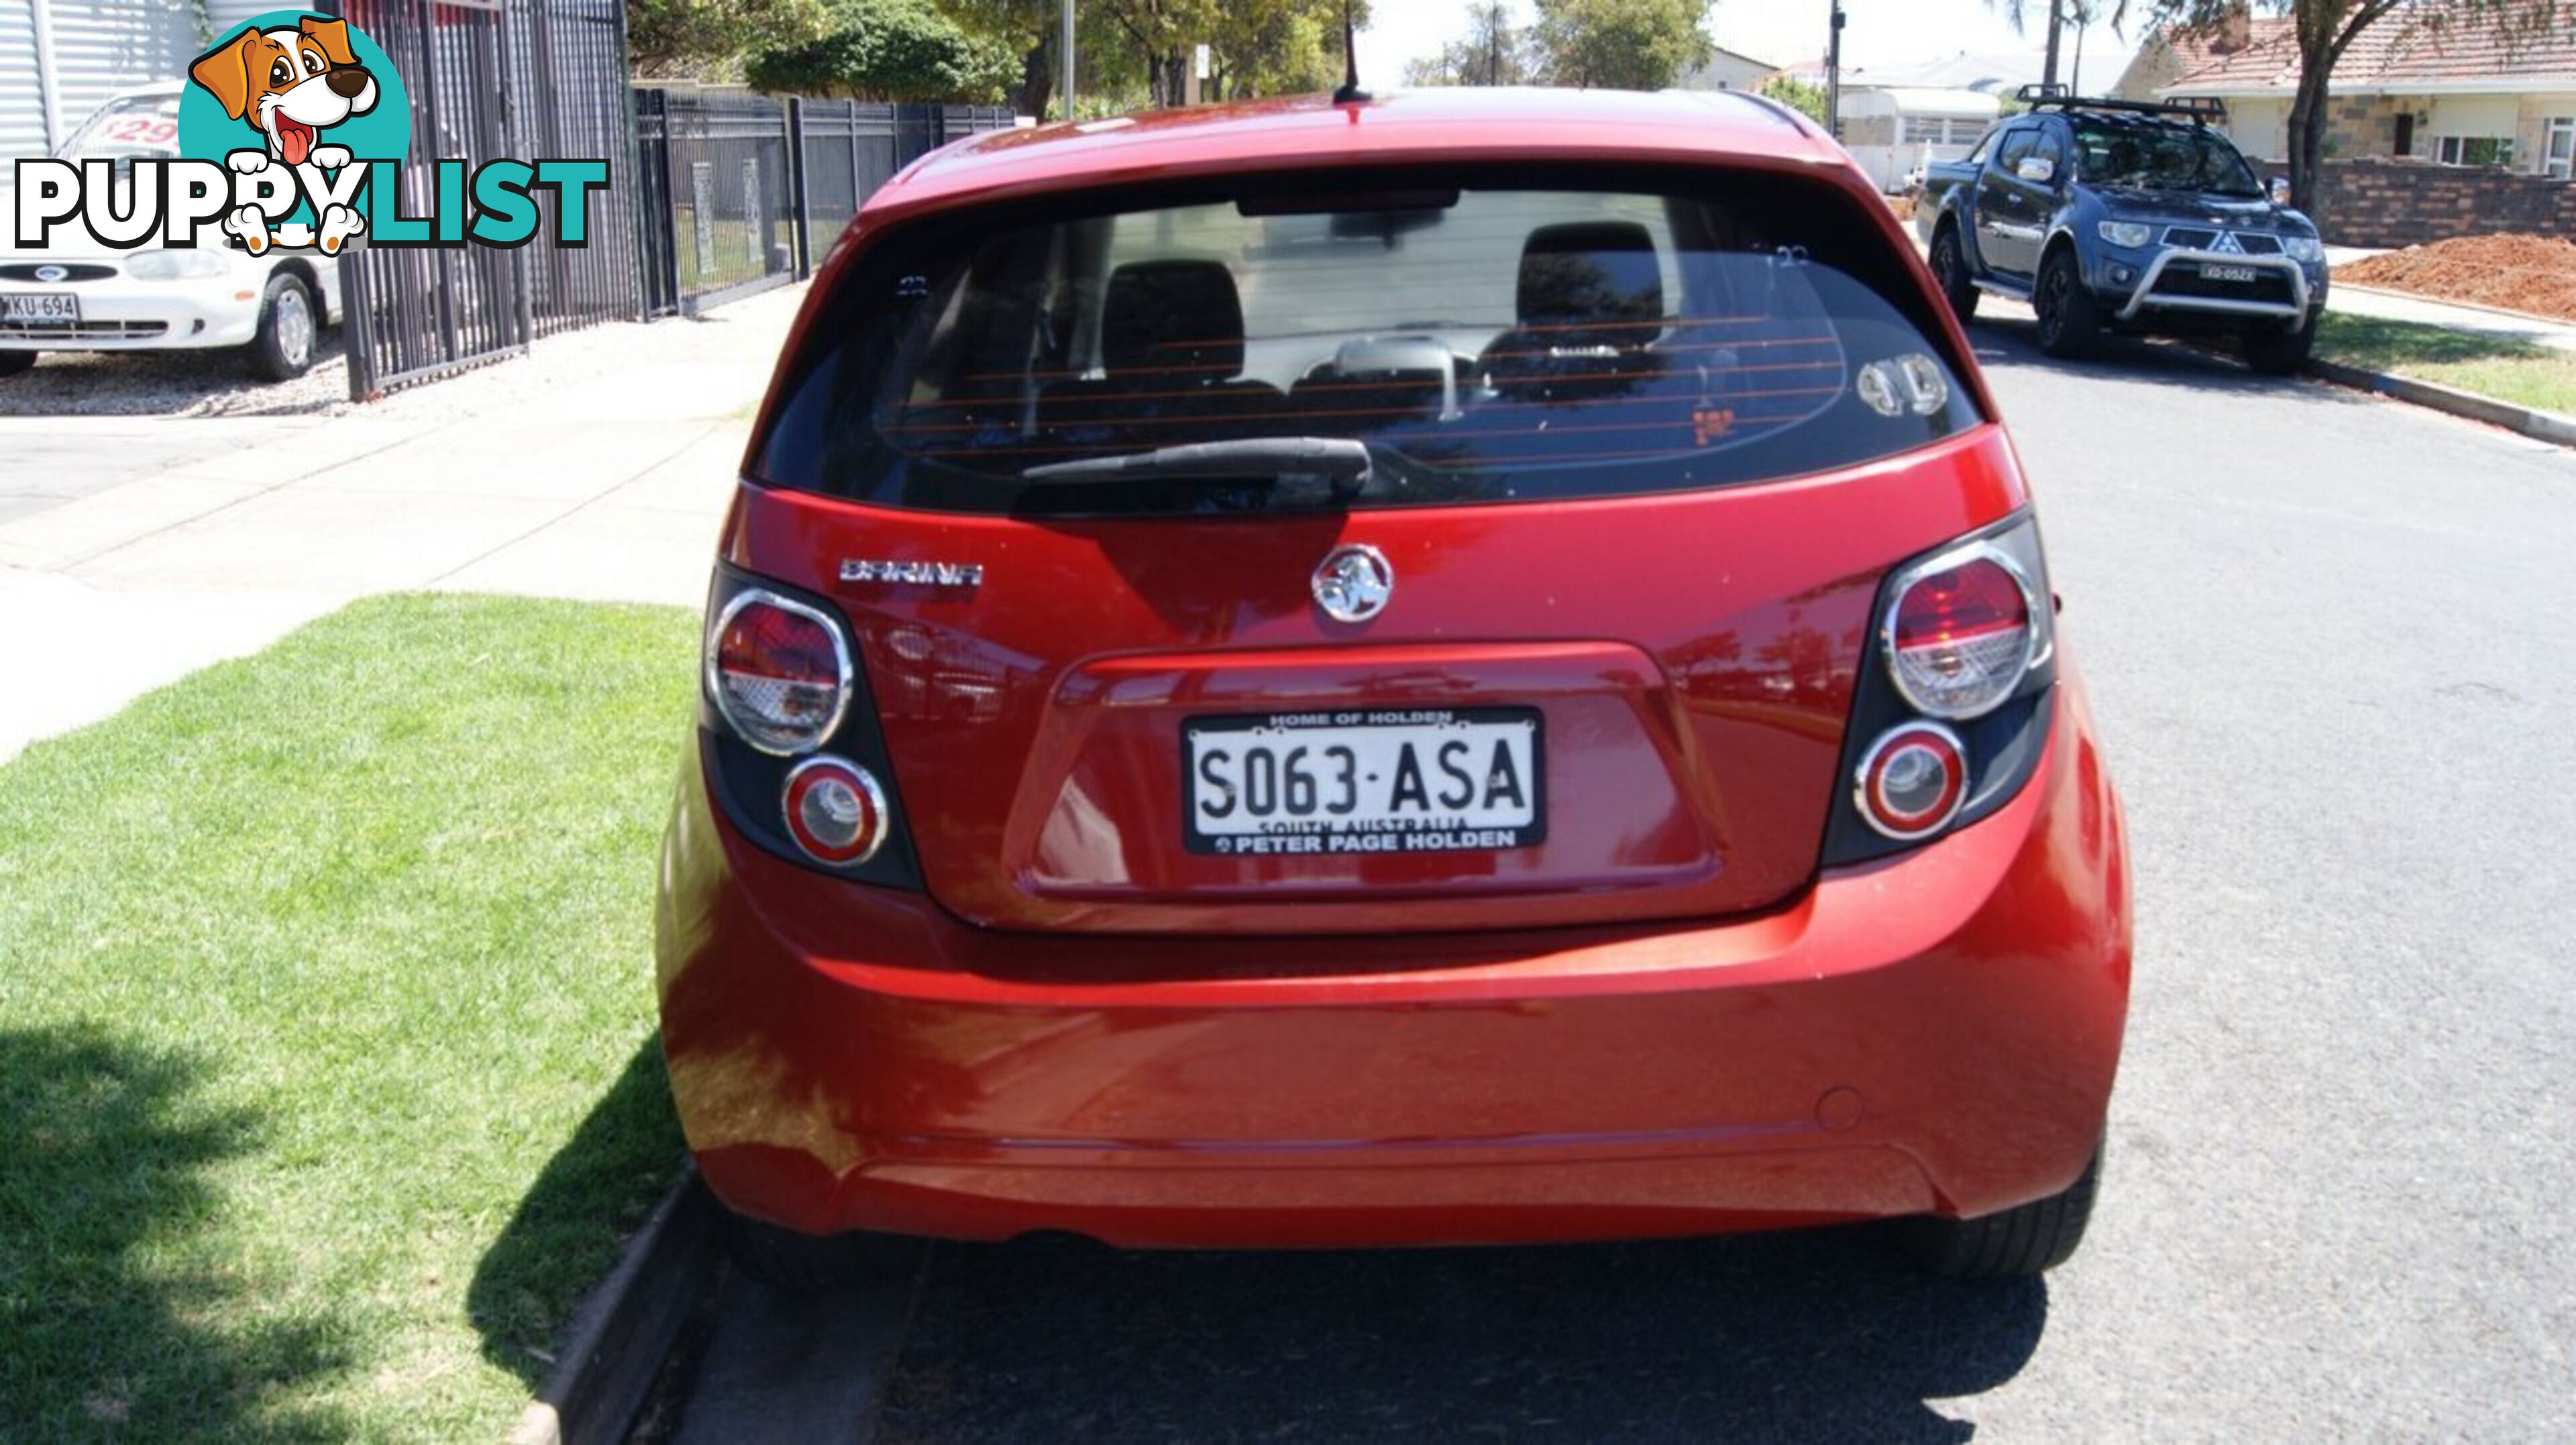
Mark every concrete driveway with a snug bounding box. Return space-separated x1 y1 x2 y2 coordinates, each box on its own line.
0 287 800 759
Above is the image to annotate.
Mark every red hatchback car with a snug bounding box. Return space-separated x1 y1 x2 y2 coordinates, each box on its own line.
656 87 2131 1280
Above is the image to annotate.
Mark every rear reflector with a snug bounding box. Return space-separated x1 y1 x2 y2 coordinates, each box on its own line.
1855 722 1967 841
782 756 890 864
1884 548 2035 720
707 589 851 755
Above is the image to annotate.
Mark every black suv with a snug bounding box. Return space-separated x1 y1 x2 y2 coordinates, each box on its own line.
1915 90 2327 372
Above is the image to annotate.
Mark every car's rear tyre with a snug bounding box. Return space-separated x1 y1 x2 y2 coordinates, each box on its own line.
722 1208 924 1292
2033 248 2099 360
248 273 319 382
0 350 35 378
1900 1137 2103 1278
1929 223 1979 322
2244 313 2318 376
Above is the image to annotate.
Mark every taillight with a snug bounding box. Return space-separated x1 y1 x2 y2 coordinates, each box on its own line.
1882 544 2041 720
782 757 890 863
1854 722 1967 841
1823 515 2057 867
706 589 851 754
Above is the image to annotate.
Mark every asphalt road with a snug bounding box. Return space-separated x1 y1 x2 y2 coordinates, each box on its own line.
669 319 2576 1442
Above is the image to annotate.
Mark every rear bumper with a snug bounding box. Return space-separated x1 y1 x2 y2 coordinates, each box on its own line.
657 681 2130 1248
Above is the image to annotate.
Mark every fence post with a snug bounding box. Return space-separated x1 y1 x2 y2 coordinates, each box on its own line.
343 246 378 401
788 96 810 280
500 6 536 352
612 0 647 321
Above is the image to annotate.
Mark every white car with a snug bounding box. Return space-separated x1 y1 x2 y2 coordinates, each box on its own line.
0 83 340 382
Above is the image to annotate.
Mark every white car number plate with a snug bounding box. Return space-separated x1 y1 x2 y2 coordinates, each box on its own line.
2199 264 2261 284
1185 708 1544 857
2 292 80 325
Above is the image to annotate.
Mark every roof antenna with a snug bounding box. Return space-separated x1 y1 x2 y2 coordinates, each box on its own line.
1332 0 1370 105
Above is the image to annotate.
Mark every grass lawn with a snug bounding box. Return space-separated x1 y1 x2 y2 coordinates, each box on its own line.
671 205 788 297
2314 313 2576 419
0 594 696 1442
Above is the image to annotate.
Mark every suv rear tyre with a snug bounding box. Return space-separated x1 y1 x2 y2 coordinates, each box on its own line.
1929 223 1979 322
0 350 35 378
249 273 319 382
722 1208 924 1291
1900 1137 2102 1278
2033 248 2099 359
2244 313 2317 376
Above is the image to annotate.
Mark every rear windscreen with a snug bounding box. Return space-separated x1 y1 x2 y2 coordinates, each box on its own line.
757 172 1983 515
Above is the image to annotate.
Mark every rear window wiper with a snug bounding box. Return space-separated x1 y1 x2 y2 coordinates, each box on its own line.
1021 437 1376 494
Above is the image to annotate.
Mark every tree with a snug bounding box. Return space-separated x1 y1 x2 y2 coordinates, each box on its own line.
1532 0 1715 91
747 0 1017 101
1205 1 1358 98
1403 2 1539 87
629 0 828 79
1758 70 1829 124
1080 0 1365 107
1987 0 2102 87
936 0 1066 118
2106 1 2563 219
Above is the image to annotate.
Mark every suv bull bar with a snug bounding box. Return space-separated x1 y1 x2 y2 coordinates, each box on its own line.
2117 249 2310 323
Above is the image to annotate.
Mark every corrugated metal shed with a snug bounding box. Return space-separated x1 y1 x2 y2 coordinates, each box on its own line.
1 1 52 161
3 0 205 161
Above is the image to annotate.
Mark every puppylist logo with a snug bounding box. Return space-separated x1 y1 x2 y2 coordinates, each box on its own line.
13 11 608 255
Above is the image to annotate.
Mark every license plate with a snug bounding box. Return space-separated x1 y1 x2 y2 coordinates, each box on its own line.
2198 264 2261 284
1 292 80 326
1185 707 1545 857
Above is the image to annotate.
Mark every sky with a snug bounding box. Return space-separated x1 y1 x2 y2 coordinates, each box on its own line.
1358 1 2149 92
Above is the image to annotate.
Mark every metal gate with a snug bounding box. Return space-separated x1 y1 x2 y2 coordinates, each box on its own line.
336 0 642 397
791 100 906 262
634 91 1018 316
646 90 801 315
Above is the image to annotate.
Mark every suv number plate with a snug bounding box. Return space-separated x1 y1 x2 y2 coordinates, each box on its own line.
1185 708 1544 857
2198 263 2261 284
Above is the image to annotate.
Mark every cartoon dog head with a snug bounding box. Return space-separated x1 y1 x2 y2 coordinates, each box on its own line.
189 16 378 167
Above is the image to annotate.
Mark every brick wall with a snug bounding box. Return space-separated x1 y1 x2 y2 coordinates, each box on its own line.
2321 94 2401 160
2263 157 2576 246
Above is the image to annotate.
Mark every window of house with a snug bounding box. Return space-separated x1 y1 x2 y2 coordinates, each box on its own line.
2436 136 2516 168
2547 117 2574 181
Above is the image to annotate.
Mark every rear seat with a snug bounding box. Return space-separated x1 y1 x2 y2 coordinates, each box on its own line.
1041 260 1287 449
1477 221 1674 405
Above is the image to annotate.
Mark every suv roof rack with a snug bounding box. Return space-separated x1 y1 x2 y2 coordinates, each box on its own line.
2012 84 2228 125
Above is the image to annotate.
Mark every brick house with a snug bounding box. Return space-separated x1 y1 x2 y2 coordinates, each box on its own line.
2118 5 2576 180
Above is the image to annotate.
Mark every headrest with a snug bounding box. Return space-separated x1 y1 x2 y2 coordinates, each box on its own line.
1101 260 1245 378
1516 222 1665 329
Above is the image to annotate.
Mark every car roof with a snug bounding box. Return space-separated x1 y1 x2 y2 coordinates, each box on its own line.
865 88 1845 221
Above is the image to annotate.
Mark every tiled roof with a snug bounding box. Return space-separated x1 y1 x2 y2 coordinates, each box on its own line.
2163 15 2296 84
2165 2 2576 92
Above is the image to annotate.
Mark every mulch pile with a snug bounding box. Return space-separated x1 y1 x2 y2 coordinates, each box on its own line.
2337 234 2576 325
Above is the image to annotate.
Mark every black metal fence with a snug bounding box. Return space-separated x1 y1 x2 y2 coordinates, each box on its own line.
337 0 643 397
333 0 1017 396
635 91 1014 315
